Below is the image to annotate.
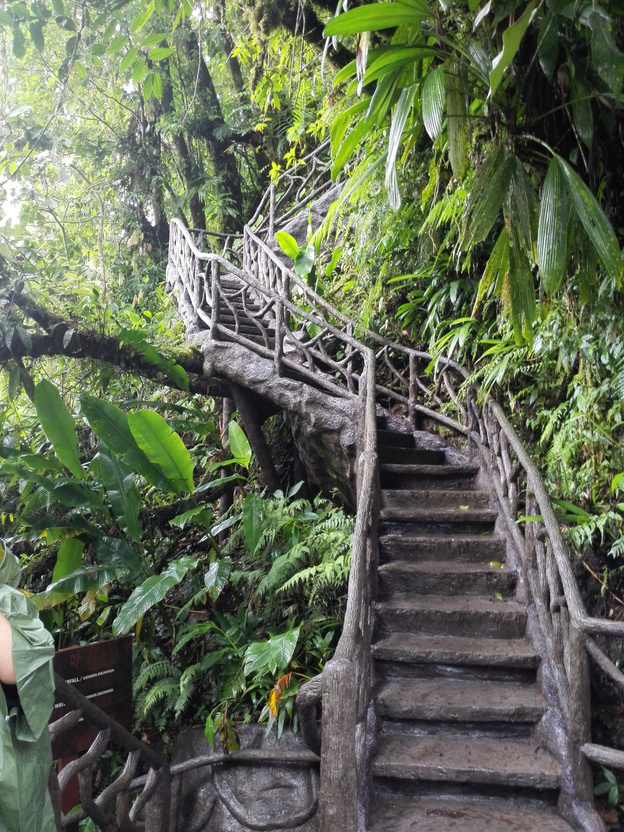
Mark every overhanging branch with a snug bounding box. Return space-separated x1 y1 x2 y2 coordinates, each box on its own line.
3 294 230 398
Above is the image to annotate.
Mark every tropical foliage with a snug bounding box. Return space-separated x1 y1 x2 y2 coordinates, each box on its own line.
1 0 624 772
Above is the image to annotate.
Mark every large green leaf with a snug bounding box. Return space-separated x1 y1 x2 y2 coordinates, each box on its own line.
509 156 538 262
362 47 436 85
45 564 125 597
489 0 538 98
243 493 264 555
507 211 537 343
52 538 85 582
588 10 624 100
422 66 445 140
324 1 431 37
275 231 299 259
385 84 417 209
462 146 514 249
204 559 231 601
368 67 403 127
128 410 194 495
445 57 467 180
557 156 622 285
94 536 148 585
99 441 142 541
472 226 510 316
35 380 84 479
228 421 252 470
537 10 559 81
243 627 300 677
80 394 174 492
570 76 593 149
332 112 377 178
330 98 369 156
538 158 570 295
113 556 197 636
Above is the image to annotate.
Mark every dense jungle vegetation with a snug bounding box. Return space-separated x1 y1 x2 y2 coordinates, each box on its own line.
1 0 624 779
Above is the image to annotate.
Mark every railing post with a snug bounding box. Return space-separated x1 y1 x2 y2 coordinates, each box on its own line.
567 624 594 802
318 658 357 832
144 766 172 832
408 353 418 428
211 259 220 339
274 299 284 376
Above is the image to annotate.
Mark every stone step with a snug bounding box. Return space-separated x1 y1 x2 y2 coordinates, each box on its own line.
380 507 497 537
368 793 575 832
372 734 560 790
376 678 546 723
377 429 416 448
379 534 506 564
377 595 527 639
372 632 540 670
380 463 480 491
378 561 515 597
381 489 490 511
379 447 446 466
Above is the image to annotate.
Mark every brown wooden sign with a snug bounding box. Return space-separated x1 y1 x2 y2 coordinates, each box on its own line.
51 636 133 759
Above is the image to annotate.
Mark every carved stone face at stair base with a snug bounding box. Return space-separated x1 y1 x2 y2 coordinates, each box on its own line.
172 726 319 832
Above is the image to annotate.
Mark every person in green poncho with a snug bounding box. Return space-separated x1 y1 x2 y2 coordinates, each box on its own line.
0 546 56 832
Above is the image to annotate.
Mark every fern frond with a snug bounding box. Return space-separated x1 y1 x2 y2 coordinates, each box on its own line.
134 660 180 694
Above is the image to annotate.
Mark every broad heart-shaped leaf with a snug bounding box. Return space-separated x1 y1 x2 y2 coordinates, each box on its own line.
445 57 468 180
275 231 299 259
243 493 264 555
94 535 148 585
128 410 194 495
538 157 570 295
35 380 84 479
489 0 538 98
294 244 315 278
243 627 300 677
80 394 174 492
45 564 125 597
324 1 431 36
228 421 252 470
557 156 622 285
113 556 197 636
170 505 214 530
99 441 142 542
52 538 85 583
422 66 445 140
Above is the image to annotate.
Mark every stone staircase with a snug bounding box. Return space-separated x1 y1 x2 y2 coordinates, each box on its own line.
368 422 576 831
165 216 615 832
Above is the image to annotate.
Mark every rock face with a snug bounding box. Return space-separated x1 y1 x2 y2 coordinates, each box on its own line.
171 726 319 832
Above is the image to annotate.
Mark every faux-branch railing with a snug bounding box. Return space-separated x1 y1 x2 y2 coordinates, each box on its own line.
169 212 624 826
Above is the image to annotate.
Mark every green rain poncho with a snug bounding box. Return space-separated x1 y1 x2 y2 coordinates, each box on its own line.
0 548 56 832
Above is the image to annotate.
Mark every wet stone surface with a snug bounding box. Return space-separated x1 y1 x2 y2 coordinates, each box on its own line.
172 726 319 832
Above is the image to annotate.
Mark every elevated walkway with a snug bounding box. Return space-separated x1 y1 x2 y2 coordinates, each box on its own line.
48 164 624 831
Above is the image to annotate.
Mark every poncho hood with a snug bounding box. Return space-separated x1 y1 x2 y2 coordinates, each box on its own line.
0 546 22 589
